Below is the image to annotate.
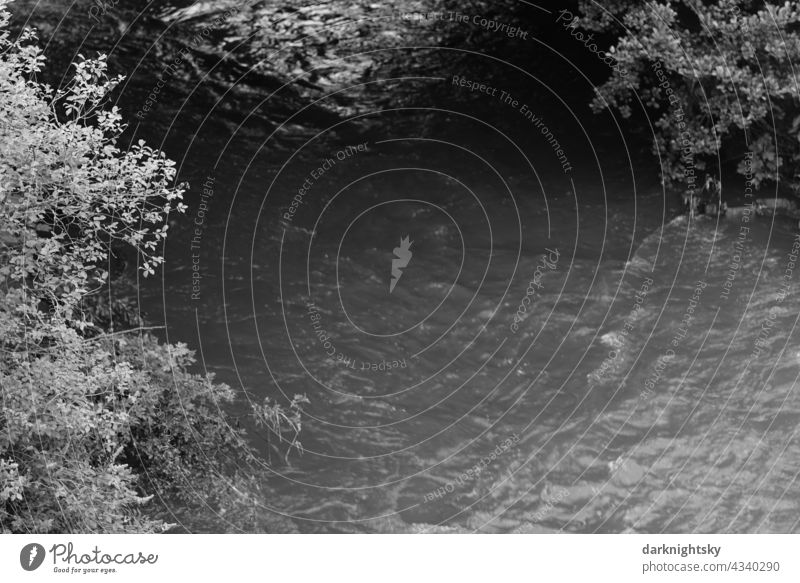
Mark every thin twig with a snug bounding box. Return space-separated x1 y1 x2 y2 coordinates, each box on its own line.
81 325 165 343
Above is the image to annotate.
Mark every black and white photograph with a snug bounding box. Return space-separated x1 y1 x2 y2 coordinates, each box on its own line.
1 0 800 580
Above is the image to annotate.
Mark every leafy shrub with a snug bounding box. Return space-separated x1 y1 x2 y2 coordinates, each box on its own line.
576 0 800 192
0 0 304 533
0 3 185 315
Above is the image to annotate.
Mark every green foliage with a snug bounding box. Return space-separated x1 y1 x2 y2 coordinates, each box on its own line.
0 312 168 532
0 0 306 533
576 0 800 191
0 0 187 322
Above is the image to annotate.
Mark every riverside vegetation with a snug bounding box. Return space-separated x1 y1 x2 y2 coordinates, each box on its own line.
575 0 800 200
0 0 305 533
5 0 800 534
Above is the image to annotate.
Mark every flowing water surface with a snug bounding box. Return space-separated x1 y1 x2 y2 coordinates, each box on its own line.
16 0 800 533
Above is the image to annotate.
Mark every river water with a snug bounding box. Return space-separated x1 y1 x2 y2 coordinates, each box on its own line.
15 0 800 533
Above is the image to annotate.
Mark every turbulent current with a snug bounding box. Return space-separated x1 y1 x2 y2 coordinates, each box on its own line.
150 151 800 532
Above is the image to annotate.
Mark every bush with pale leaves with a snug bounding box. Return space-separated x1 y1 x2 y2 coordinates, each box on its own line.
0 0 304 533
577 0 800 192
